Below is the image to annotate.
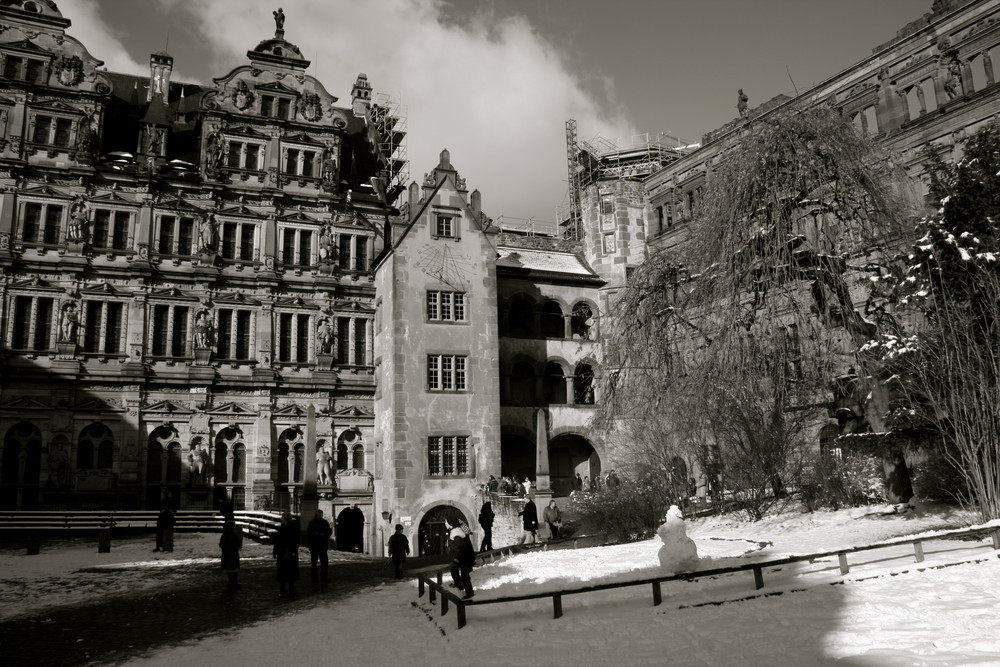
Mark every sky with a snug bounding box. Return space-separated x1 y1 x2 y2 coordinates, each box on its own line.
60 0 928 224
7 500 1000 665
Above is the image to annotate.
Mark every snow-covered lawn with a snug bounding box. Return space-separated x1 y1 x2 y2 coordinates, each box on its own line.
4 501 1000 666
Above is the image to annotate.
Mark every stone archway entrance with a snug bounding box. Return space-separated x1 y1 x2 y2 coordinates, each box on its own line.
548 433 600 497
418 505 467 557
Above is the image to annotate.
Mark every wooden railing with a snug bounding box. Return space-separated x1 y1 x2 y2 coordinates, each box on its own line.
0 510 283 543
418 524 1000 629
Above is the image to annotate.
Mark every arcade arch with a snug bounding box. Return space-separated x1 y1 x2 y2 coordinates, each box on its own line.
417 504 469 556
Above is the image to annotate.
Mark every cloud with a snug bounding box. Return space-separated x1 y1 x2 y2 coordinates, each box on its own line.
60 0 146 75
161 0 636 223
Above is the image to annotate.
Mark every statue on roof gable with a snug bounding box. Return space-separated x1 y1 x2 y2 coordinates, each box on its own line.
273 7 285 35
737 89 749 118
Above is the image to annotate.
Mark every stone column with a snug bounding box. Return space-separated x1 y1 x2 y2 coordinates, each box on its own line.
299 406 319 526
534 408 550 493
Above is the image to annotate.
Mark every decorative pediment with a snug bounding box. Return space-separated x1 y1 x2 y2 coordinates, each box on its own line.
30 99 83 113
218 203 260 217
73 397 121 412
255 81 300 95
208 402 256 415
0 94 17 106
1 39 55 57
0 396 52 410
225 125 268 138
89 190 135 204
330 405 373 418
273 403 307 417
154 197 203 213
11 276 53 288
213 291 260 306
333 299 373 313
80 281 122 295
275 296 309 307
278 208 316 223
21 183 68 197
284 132 323 146
142 400 193 415
149 287 194 299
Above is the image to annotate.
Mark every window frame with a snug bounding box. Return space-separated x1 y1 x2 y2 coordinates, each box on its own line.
426 353 468 392
279 226 315 267
29 112 75 148
91 207 133 252
427 435 470 476
18 199 64 246
426 290 467 323
222 137 266 172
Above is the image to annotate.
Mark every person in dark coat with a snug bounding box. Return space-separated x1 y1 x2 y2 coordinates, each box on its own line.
447 516 476 598
542 499 562 539
387 523 410 579
272 512 300 596
478 501 495 552
219 520 241 590
307 509 333 583
517 493 539 544
154 506 175 552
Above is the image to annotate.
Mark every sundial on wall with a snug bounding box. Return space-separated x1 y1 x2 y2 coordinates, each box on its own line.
415 244 476 291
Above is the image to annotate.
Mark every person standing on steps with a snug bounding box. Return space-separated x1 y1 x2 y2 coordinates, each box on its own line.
478 501 495 552
518 492 539 544
447 515 476 599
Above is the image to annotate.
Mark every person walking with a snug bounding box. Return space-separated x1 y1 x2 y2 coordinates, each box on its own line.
478 501 495 552
154 505 175 553
219 520 242 590
272 512 300 596
517 492 539 544
387 523 410 579
307 509 333 583
447 516 476 599
543 499 562 540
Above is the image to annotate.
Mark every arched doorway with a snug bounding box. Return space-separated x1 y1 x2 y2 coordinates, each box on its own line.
274 427 305 512
501 433 535 482
418 505 467 556
548 433 601 497
1 422 42 510
146 425 181 510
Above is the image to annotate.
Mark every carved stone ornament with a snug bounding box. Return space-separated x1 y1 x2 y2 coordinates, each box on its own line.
56 55 83 87
299 91 323 122
232 80 254 111
0 232 9 250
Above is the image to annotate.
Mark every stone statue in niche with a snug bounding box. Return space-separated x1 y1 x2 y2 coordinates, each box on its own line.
146 127 164 155
316 446 332 485
943 57 964 100
316 318 333 354
76 111 95 156
318 224 335 262
737 89 749 118
67 197 89 243
60 301 79 342
205 130 223 175
199 213 216 252
194 310 214 348
188 443 210 486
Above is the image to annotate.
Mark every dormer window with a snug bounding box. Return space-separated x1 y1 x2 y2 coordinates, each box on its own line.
4 55 47 83
261 95 292 120
435 215 455 238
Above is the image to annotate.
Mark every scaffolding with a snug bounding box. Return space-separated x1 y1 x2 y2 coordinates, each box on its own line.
371 92 409 204
496 215 558 237
565 119 583 242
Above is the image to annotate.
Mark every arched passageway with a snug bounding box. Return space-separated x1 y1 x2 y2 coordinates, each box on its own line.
418 505 468 556
548 433 600 497
501 434 535 482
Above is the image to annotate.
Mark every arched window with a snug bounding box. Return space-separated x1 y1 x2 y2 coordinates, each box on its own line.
215 427 246 509
1 422 43 510
232 445 245 484
571 303 595 340
540 301 564 338
510 362 536 406
276 428 304 484
293 443 304 482
78 423 113 470
574 363 595 405
214 441 228 483
147 442 163 482
543 362 567 404
165 444 182 483
352 443 364 469
338 429 361 470
508 299 534 338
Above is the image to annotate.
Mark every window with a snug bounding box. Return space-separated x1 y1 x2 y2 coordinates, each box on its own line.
20 202 62 244
280 228 314 266
82 301 125 354
435 215 455 238
261 95 292 120
92 209 131 251
600 194 614 215
354 236 368 271
426 291 467 322
337 317 351 364
10 295 54 351
338 234 352 269
216 308 253 360
2 55 22 79
157 215 195 255
427 354 467 391
224 140 264 170
3 55 46 82
220 221 256 261
427 436 469 476
150 304 190 357
283 147 318 177
77 423 114 470
31 114 73 147
353 319 366 366
277 312 311 363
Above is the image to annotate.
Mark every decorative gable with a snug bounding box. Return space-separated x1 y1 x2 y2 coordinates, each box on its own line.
208 402 256 415
142 400 193 415
0 396 52 410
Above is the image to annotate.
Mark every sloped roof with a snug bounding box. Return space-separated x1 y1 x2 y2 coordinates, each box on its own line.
496 246 601 279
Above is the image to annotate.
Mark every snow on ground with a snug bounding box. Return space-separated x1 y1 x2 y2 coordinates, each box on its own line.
6 501 1000 666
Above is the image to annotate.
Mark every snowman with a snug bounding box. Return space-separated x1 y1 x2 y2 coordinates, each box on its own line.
657 505 700 572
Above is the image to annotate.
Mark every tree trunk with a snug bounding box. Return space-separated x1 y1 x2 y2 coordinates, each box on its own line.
884 451 914 504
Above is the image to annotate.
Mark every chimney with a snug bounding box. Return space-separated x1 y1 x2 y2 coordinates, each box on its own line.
471 189 481 214
148 51 173 103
